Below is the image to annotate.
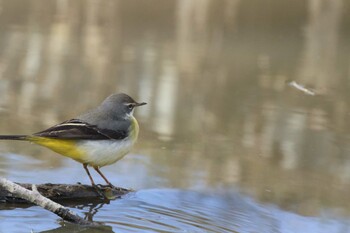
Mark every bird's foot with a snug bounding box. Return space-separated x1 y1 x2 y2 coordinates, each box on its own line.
92 184 110 200
107 183 115 189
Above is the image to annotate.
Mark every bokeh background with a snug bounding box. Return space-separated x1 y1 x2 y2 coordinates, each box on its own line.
0 0 350 232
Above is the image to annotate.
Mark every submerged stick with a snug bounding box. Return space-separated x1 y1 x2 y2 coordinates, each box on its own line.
0 178 116 225
0 182 130 204
0 178 94 225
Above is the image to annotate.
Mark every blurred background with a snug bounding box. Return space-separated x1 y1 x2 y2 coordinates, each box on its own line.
0 0 350 232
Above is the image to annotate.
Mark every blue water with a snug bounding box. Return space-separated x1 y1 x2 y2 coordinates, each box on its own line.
0 189 348 233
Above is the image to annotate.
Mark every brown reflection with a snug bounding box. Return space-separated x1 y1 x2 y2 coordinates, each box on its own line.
0 0 349 218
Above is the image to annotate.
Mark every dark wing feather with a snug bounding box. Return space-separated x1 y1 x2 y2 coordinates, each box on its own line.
33 119 127 140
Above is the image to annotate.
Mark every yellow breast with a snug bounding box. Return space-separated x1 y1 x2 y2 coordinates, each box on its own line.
129 116 140 142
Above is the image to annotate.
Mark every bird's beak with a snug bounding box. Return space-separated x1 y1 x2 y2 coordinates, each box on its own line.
135 102 147 107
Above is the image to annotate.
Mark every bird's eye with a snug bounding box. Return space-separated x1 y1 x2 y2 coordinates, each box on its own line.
127 104 133 110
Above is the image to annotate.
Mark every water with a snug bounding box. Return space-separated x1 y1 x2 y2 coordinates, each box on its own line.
0 0 350 232
0 189 349 232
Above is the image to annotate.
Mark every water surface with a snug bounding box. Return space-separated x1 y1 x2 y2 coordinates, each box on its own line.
0 0 350 232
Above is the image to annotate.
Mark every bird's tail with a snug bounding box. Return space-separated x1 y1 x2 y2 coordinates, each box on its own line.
0 135 28 140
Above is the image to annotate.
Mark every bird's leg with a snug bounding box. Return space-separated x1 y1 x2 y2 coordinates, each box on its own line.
94 166 114 188
83 163 96 187
83 164 108 199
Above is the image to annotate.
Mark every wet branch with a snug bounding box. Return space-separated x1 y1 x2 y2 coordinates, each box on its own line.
0 178 129 225
0 182 130 204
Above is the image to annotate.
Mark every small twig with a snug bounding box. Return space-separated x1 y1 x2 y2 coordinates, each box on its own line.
31 184 39 194
0 178 98 226
288 81 316 96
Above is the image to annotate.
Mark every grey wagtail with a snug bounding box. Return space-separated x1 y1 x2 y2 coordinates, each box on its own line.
0 93 146 187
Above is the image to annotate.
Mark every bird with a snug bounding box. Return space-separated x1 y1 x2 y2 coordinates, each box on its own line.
0 93 146 187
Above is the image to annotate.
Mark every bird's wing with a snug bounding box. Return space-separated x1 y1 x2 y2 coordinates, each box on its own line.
33 119 128 140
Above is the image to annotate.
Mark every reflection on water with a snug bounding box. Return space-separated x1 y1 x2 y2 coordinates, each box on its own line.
0 0 350 232
2 189 349 233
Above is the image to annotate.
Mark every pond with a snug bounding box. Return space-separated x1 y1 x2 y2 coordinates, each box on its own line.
0 0 349 232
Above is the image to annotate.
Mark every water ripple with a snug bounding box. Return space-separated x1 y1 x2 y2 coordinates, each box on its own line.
92 189 278 233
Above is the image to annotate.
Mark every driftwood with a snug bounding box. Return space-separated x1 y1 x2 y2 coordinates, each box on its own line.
0 182 130 204
0 179 96 225
0 179 131 225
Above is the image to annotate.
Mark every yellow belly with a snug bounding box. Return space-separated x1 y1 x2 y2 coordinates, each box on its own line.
28 136 86 163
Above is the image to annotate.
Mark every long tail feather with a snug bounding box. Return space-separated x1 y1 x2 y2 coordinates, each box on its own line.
0 135 28 140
